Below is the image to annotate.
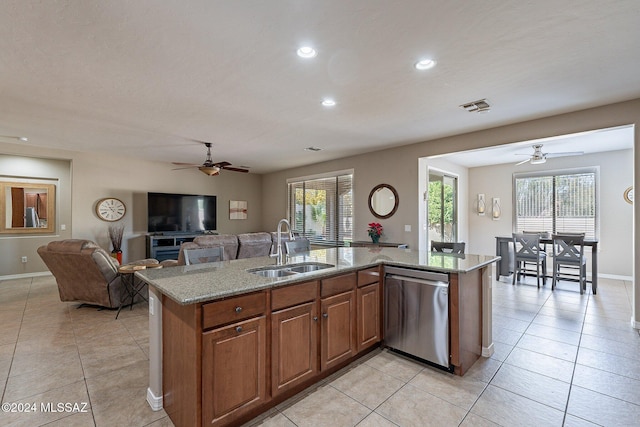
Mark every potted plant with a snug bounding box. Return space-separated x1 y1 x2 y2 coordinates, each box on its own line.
108 224 124 264
367 222 383 244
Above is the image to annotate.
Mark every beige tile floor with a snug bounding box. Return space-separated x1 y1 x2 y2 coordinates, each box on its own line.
1 274 638 426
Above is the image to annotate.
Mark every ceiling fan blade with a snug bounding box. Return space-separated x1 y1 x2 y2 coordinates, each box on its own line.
515 158 530 166
213 161 232 168
221 166 250 173
544 151 584 158
171 166 197 171
172 162 201 166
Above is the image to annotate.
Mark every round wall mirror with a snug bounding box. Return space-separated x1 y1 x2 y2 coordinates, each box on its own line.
368 184 399 219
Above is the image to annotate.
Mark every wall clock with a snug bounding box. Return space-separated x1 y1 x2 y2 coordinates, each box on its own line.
96 198 126 221
624 186 634 205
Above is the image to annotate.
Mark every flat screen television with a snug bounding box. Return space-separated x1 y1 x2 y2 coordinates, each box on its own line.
147 192 217 233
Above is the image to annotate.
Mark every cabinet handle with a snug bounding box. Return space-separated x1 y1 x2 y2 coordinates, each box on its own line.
235 306 242 313
322 313 328 318
236 326 243 333
313 316 318 321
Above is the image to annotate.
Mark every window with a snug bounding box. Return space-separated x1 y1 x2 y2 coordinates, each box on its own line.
287 171 353 245
513 168 597 239
427 170 458 242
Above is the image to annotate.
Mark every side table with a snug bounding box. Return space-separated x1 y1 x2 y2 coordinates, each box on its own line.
116 263 162 319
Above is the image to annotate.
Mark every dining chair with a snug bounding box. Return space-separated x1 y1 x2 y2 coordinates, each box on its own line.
183 246 224 265
431 241 465 254
551 233 587 294
284 238 310 255
512 233 547 288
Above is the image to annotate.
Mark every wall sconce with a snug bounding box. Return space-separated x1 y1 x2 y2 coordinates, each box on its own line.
477 194 486 215
492 198 501 220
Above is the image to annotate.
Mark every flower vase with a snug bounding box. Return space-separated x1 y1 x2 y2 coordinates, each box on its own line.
370 235 380 244
111 250 123 264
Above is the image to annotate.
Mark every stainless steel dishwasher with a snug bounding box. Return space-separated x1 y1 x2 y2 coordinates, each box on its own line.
384 266 451 370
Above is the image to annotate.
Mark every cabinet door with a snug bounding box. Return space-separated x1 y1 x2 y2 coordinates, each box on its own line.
272 302 319 397
202 316 267 427
321 291 356 371
357 282 380 352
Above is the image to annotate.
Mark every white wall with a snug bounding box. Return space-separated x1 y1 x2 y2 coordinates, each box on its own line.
467 149 633 277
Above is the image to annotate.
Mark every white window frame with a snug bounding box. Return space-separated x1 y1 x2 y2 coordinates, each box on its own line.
512 166 599 239
287 169 354 246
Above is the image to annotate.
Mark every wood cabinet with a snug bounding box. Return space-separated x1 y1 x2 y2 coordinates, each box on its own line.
320 273 357 371
162 269 383 427
357 282 380 352
356 267 381 352
271 281 319 397
202 316 267 427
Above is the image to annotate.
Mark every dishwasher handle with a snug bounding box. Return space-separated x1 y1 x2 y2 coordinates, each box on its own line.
384 266 448 283
386 274 449 287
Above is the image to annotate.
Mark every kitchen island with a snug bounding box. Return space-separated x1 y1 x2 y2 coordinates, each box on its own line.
137 247 499 427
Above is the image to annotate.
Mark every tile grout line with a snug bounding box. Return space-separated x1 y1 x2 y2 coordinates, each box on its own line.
68 302 99 427
1 278 30 405
560 286 593 426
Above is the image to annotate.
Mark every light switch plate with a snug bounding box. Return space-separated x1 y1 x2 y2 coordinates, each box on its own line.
404 225 411 232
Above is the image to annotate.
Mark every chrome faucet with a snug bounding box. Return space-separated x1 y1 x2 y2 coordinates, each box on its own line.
270 218 294 265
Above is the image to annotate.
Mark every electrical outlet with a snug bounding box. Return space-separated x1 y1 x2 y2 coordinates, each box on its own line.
21 256 27 263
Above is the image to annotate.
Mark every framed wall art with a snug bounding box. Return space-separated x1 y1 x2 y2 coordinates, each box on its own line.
229 200 248 220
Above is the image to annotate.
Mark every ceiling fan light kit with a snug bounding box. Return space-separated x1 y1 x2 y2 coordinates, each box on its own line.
172 142 249 176
199 166 220 176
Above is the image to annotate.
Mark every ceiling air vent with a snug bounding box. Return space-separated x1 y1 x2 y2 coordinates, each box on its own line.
460 99 491 113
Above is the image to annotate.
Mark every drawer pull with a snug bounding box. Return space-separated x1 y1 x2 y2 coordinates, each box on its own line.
235 306 243 313
236 326 243 333
313 316 318 321
322 313 328 318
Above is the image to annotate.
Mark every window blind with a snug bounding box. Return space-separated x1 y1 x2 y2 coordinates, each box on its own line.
514 170 597 239
287 173 353 245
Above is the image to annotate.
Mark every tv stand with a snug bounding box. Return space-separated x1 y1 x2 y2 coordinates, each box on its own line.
146 233 204 262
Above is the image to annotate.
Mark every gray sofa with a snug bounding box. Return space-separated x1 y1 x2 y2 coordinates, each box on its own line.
162 232 300 266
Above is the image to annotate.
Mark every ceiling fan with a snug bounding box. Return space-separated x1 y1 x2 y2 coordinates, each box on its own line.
172 142 249 176
515 144 584 165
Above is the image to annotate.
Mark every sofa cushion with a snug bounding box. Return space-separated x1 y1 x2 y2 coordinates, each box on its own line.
237 232 273 259
193 234 239 261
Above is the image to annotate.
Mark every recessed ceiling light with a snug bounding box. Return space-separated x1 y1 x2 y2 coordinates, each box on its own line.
415 59 436 70
297 46 317 58
321 99 336 107
305 146 322 152
18 137 28 142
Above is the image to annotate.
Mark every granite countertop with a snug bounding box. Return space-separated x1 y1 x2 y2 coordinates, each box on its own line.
136 247 500 305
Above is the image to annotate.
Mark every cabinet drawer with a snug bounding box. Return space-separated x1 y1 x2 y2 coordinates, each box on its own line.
272 281 318 311
321 273 356 298
357 268 380 287
203 291 267 329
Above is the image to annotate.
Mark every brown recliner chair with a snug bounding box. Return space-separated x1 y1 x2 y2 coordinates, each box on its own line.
37 239 158 309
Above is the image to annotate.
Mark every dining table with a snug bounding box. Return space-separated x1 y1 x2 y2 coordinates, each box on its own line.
495 236 598 294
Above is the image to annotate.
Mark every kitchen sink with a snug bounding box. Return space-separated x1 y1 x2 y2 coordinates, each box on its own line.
247 262 334 278
251 269 298 278
287 263 334 273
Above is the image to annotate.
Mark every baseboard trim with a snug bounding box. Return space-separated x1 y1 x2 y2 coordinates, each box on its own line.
0 271 52 281
599 273 633 281
146 387 163 411
482 343 494 358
